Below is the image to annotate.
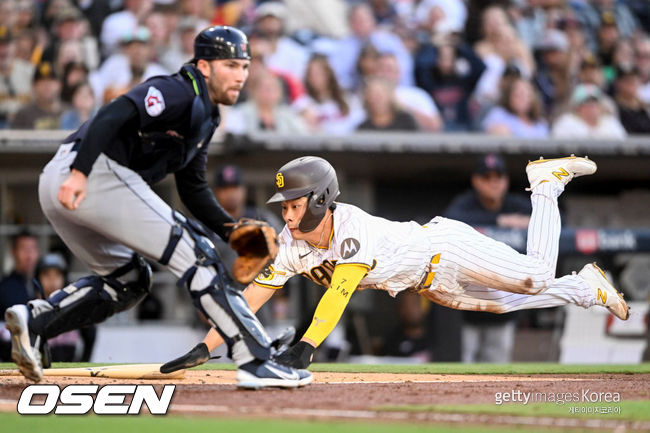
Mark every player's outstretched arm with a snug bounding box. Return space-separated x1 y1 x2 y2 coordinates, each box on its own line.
159 283 276 373
275 264 367 369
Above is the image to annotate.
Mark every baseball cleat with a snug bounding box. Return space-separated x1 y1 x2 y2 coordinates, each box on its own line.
578 263 630 320
526 155 597 190
236 359 313 389
4 305 43 382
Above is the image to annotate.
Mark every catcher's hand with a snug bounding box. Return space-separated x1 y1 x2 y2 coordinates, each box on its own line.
226 218 279 284
160 343 213 374
274 341 315 369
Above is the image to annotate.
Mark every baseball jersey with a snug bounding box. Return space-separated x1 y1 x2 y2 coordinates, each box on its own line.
254 203 436 296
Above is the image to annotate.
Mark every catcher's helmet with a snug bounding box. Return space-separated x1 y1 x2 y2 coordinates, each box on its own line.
193 26 251 62
267 156 340 233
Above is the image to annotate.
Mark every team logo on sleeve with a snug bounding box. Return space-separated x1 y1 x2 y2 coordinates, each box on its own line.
144 86 165 117
257 265 285 282
340 238 361 259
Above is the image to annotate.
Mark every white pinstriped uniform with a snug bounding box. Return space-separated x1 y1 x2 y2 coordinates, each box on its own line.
255 183 597 314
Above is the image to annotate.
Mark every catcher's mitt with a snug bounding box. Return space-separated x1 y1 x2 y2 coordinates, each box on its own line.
226 218 279 284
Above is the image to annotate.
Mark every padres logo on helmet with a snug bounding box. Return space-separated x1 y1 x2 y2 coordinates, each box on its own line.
267 156 340 233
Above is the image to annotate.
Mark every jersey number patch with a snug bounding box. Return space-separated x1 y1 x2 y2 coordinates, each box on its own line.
145 86 165 117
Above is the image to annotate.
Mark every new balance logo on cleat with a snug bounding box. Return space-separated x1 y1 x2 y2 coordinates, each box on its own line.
552 168 569 180
597 288 607 304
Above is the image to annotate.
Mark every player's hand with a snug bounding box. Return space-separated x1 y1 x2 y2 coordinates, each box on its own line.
274 341 315 369
58 169 88 210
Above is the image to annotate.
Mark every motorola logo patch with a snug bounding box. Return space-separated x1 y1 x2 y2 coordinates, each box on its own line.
340 238 361 259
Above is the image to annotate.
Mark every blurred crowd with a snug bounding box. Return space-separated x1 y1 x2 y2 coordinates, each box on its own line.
0 0 649 137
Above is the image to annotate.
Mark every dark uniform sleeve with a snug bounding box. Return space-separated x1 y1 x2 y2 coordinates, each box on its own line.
71 96 139 176
71 76 192 176
175 147 236 241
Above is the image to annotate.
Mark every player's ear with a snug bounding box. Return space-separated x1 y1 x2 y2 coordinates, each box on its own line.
196 59 211 78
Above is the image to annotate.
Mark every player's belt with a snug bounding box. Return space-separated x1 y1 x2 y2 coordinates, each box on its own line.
417 253 441 292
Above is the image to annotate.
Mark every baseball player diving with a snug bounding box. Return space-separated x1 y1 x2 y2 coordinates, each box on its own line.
4 26 312 389
161 155 630 372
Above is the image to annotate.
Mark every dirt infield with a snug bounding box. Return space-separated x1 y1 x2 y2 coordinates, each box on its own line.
1 371 649 430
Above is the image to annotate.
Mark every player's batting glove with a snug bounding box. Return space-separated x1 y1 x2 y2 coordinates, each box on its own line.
225 218 279 284
274 341 315 369
160 342 212 374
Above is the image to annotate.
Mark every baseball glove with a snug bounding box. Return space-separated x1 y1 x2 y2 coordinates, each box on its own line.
226 218 279 284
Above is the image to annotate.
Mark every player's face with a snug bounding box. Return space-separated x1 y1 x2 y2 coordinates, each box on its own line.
281 197 308 237
205 59 250 105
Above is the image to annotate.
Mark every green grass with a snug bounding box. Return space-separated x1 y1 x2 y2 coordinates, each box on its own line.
0 413 602 433
2 362 650 374
376 400 650 421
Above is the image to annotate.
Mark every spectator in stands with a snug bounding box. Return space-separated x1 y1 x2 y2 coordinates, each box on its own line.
413 0 467 37
100 0 153 57
595 11 619 71
212 165 283 229
381 292 432 361
414 36 486 131
474 6 535 80
253 2 309 83
354 42 380 88
445 154 530 363
551 84 626 139
10 62 63 129
144 6 173 63
297 54 364 134
43 7 99 72
376 52 443 131
534 29 572 116
577 54 605 89
613 65 650 134
224 69 308 134
572 0 639 44
357 77 418 131
12 0 37 33
160 16 199 72
482 77 549 138
60 81 96 130
35 253 96 362
0 230 39 317
330 3 413 90
636 37 650 105
60 61 89 104
0 25 33 128
179 0 213 28
90 27 167 104
611 38 636 77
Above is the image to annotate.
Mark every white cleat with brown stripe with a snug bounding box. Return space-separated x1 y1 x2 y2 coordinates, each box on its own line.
526 155 597 190
578 263 630 320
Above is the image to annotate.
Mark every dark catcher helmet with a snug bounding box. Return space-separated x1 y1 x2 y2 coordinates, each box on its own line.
193 26 251 62
267 156 340 232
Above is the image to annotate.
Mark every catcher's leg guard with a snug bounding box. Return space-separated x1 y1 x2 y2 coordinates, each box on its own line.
164 211 272 365
28 254 152 339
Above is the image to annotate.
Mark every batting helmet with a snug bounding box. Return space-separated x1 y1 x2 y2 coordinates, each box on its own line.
193 26 251 62
267 156 340 233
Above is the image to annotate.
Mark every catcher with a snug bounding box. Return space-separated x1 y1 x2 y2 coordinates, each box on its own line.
4 26 311 389
161 155 629 372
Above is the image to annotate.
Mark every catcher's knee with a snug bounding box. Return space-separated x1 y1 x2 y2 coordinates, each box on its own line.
160 210 224 289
